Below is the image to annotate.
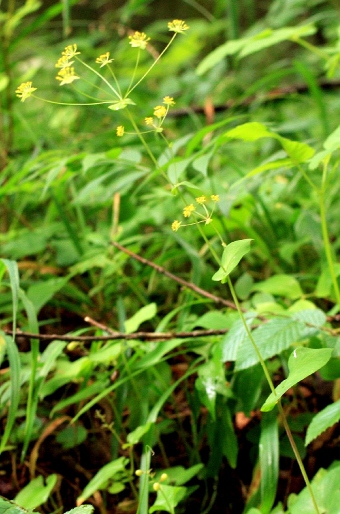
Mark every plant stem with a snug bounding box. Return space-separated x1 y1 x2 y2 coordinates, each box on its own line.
319 190 340 309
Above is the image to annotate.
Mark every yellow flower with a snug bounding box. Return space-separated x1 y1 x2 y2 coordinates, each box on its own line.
145 117 154 126
15 82 37 102
153 483 161 492
168 20 189 34
163 96 175 106
211 194 220 202
96 52 114 67
55 55 74 69
62 44 80 58
56 67 80 85
183 204 195 217
128 31 150 49
154 105 167 119
116 126 125 136
196 196 206 204
171 220 182 231
160 473 168 482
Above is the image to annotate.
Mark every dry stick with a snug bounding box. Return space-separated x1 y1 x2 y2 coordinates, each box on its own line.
111 240 238 310
4 327 228 342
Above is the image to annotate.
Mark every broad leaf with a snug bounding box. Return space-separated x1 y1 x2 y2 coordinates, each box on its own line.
212 239 252 283
261 348 332 412
15 475 57 510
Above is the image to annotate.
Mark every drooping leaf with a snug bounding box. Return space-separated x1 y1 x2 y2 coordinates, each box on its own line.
306 400 340 446
212 239 252 283
124 303 157 334
261 348 333 412
77 457 129 504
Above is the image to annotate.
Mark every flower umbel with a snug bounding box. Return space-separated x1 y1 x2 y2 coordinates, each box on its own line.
15 82 37 102
154 105 167 119
168 20 189 34
116 126 124 137
55 55 74 69
129 31 150 49
145 117 154 126
183 204 195 217
96 52 114 67
196 196 207 204
171 194 220 231
163 96 175 106
171 220 182 232
62 44 80 58
56 67 80 85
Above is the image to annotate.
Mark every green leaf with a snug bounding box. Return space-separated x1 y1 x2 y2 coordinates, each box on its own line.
77 457 129 504
260 411 278 513
212 239 252 282
305 400 340 446
235 317 304 370
226 122 274 141
192 150 214 177
14 475 57 510
124 303 157 334
64 506 94 514
195 359 231 419
261 348 333 412
125 422 153 446
0 497 35 514
196 39 246 75
149 484 187 514
278 137 315 163
251 274 303 300
323 124 340 151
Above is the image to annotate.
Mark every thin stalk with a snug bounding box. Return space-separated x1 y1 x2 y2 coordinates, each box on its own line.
127 33 178 96
278 403 320 514
75 56 121 98
319 191 340 308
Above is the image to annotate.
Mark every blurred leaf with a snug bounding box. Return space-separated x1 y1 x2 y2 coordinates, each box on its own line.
149 484 187 514
124 303 157 334
15 475 57 510
306 400 340 446
77 457 129 504
251 274 303 299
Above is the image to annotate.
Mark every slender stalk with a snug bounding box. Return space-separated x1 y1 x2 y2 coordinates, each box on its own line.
319 191 340 308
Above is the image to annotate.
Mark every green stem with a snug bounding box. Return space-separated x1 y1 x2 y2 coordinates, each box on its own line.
278 403 320 514
127 34 178 96
319 190 340 309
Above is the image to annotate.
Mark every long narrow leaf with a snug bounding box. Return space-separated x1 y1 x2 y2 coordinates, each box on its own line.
0 259 21 454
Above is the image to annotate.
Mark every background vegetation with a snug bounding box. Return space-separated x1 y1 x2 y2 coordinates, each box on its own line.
1 1 340 513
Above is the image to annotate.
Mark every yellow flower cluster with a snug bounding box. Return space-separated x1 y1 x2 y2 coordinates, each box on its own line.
96 52 114 67
172 195 220 231
129 31 150 49
55 44 81 85
15 81 37 102
168 20 189 33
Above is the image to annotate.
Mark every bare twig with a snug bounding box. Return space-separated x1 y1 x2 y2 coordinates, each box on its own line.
111 240 238 310
4 327 228 343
